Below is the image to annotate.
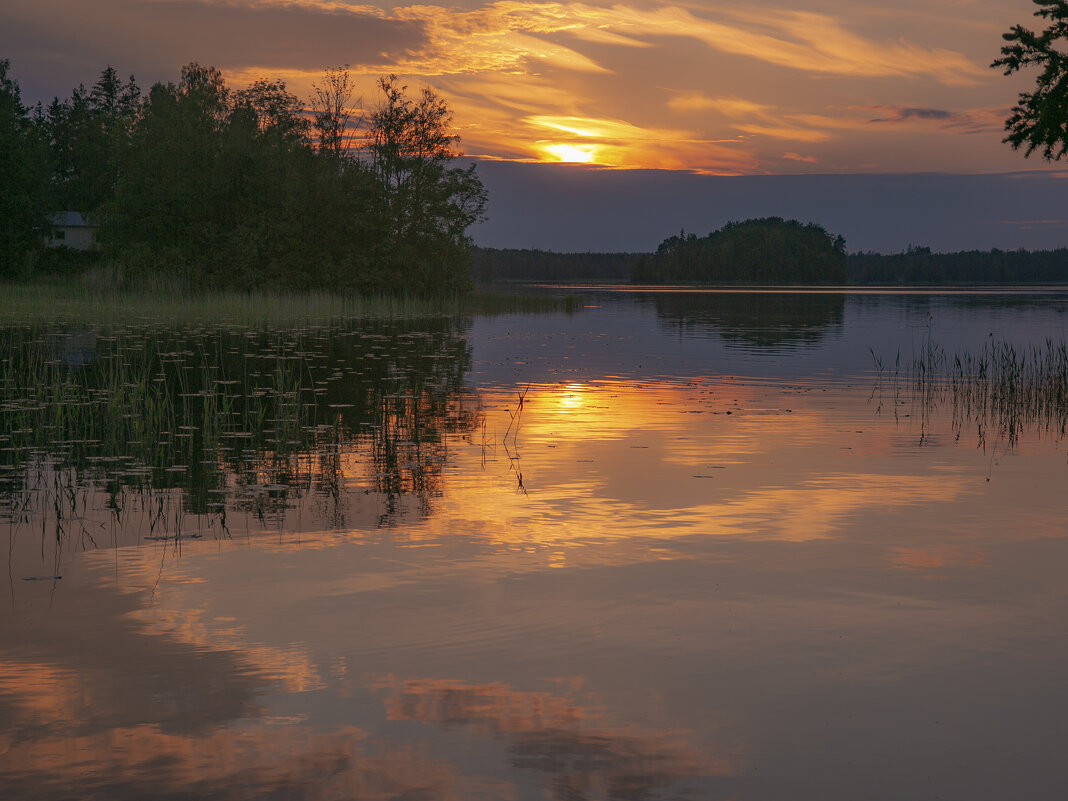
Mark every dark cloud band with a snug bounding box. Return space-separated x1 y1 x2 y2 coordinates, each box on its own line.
1 0 424 101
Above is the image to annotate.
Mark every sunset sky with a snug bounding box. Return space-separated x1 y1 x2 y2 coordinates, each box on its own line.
3 0 1066 251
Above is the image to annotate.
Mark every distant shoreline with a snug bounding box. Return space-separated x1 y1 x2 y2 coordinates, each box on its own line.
521 283 1068 294
473 245 1068 286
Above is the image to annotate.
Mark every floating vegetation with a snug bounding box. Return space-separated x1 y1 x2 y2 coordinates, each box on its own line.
873 337 1068 447
0 317 482 554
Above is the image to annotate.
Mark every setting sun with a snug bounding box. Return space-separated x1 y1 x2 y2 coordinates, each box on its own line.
542 143 598 163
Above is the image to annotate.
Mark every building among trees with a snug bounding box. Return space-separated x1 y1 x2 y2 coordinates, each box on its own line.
45 212 96 250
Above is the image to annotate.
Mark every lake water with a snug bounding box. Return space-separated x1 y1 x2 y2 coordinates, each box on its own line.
2 289 1067 800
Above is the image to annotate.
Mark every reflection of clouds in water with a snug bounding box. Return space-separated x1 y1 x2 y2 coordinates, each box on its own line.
891 544 987 572
0 578 499 800
457 383 974 546
375 676 734 801
707 473 970 542
0 713 490 801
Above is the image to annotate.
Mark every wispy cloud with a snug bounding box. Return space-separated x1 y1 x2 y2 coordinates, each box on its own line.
0 0 1018 174
667 94 836 143
570 4 984 84
735 124 832 143
329 1 986 84
668 95 769 116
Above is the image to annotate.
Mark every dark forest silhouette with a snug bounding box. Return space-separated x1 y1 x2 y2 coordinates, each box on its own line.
0 61 485 292
632 218 848 284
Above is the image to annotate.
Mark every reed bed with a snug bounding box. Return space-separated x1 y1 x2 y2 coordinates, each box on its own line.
879 337 1068 445
0 280 581 325
0 317 481 550
0 328 310 467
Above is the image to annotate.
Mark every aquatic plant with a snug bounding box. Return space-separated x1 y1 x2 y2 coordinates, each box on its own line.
0 318 483 555
876 337 1068 447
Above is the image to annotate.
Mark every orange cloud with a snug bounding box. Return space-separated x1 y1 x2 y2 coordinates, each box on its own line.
328 2 985 84
735 124 833 143
275 1 984 83
6 0 1022 174
372 675 734 783
665 94 837 144
209 1 992 171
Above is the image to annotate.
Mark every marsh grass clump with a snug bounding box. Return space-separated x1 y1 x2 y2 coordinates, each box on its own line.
880 337 1068 446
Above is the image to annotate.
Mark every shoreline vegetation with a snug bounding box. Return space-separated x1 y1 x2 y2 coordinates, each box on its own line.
2 60 486 294
6 59 1068 294
0 280 581 324
474 233 1068 287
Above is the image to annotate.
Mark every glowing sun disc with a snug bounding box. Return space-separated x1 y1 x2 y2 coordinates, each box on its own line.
543 144 597 163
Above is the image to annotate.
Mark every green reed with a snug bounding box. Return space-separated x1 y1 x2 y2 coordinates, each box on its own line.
886 337 1068 446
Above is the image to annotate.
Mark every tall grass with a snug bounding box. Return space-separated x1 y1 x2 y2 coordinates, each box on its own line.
0 279 583 325
878 337 1068 446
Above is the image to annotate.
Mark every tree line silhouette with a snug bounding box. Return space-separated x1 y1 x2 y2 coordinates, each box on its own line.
0 61 485 292
474 237 1068 286
849 245 1068 285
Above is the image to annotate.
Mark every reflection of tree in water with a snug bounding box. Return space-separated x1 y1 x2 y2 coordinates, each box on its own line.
305 324 479 527
377 677 730 801
0 317 479 550
648 292 845 349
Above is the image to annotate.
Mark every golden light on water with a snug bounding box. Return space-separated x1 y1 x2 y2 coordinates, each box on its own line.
554 383 589 410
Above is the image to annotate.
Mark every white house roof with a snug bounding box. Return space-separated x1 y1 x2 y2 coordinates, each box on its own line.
48 212 92 227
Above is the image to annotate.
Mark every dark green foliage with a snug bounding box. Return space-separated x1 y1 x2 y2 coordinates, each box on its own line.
992 0 1068 160
101 66 483 293
104 65 366 290
0 60 51 276
3 61 485 292
633 218 847 285
368 76 487 293
43 66 141 213
848 246 1068 285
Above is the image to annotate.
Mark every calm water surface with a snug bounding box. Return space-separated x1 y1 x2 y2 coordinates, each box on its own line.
2 290 1067 800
